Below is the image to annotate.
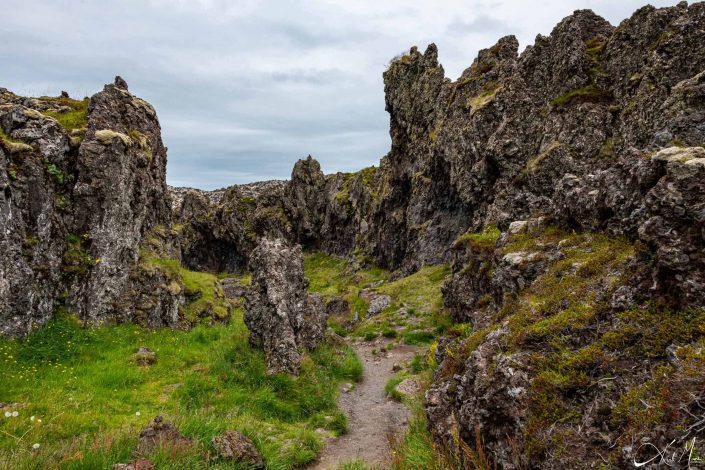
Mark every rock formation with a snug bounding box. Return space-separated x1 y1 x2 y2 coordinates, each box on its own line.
0 77 173 336
244 238 327 374
2 3 705 466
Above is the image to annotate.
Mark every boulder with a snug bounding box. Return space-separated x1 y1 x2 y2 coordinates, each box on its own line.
211 431 265 469
136 416 191 455
134 347 156 366
367 294 392 316
244 238 327 374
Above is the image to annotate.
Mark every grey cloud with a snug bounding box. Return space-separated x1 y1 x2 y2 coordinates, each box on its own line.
1 0 685 189
446 15 513 35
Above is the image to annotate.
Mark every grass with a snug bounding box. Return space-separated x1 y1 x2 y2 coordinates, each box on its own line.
352 264 452 345
551 84 612 107
39 97 89 133
304 251 388 328
0 129 33 154
466 81 502 113
453 225 501 250
0 310 363 469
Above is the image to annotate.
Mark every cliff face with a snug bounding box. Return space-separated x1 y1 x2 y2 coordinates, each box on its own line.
0 78 174 336
171 3 705 303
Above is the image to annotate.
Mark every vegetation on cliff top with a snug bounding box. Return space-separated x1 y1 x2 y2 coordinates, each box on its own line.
39 97 89 133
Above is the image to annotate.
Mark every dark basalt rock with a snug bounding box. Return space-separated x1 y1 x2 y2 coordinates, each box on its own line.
212 431 265 469
244 238 327 374
136 416 192 455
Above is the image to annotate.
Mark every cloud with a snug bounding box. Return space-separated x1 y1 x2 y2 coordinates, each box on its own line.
446 15 513 35
1 0 685 189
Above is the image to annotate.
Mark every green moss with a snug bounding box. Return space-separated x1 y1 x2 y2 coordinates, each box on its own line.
585 36 607 63
466 81 502 113
453 225 501 249
128 129 153 160
429 127 440 143
45 163 65 184
62 233 96 276
525 141 561 174
650 29 676 50
144 257 231 324
551 84 612 107
598 137 616 159
0 129 33 154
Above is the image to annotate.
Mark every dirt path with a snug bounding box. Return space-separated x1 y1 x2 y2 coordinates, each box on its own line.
305 339 421 470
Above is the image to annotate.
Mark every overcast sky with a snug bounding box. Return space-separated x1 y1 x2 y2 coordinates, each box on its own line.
2 0 682 189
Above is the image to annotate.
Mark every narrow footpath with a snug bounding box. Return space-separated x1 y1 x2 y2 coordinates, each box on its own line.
306 339 421 469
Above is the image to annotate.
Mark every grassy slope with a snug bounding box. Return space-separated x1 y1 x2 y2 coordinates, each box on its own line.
304 252 451 345
0 273 362 469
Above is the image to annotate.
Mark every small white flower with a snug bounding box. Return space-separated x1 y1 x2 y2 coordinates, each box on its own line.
32 443 40 450
11 411 18 417
135 411 141 416
30 416 35 421
3 412 10 418
37 418 42 423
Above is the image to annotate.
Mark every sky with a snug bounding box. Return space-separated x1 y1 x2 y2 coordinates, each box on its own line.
1 0 683 189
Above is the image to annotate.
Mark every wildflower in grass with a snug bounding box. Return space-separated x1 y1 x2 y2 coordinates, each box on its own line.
30 416 35 421
136 411 141 416
11 411 18 417
3 411 10 418
32 443 40 449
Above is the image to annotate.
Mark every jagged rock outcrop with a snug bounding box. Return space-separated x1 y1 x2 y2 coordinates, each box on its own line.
1 77 176 335
69 77 172 323
166 4 705 307
212 431 265 468
0 97 72 335
244 238 327 374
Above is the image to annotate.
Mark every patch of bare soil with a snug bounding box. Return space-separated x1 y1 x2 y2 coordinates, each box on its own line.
305 339 421 469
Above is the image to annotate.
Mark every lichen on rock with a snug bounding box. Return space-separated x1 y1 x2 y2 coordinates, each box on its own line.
244 237 327 374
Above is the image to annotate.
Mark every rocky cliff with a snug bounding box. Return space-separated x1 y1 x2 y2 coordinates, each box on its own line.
169 3 705 303
0 77 174 336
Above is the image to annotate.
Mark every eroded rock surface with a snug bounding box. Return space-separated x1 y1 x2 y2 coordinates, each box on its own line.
244 238 327 374
212 431 265 469
0 77 173 336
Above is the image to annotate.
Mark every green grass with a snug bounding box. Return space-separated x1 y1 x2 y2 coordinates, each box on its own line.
453 225 500 249
39 98 89 133
305 252 451 344
384 374 408 402
551 84 612 107
304 251 389 329
0 310 363 469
